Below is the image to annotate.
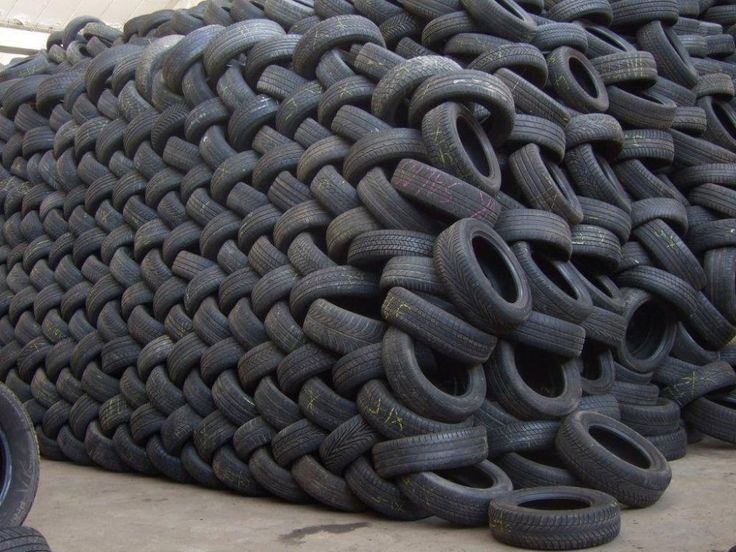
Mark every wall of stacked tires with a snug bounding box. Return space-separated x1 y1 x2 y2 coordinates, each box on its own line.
0 0 735 548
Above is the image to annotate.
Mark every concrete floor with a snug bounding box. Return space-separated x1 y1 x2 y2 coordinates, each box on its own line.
25 438 736 552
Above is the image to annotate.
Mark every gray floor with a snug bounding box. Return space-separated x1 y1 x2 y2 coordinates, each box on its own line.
25 438 736 552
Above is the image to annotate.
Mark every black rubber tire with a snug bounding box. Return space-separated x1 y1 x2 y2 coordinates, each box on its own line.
0 383 40 526
616 288 677 374
496 68 571 128
422 101 502 196
509 143 583 225
357 380 474 439
683 396 736 444
556 410 672 507
486 339 582 420
382 326 486 422
407 70 515 144
433 218 532 332
0 527 51 552
467 43 548 88
619 399 681 437
398 460 512 526
637 21 699 88
497 450 578 489
461 0 537 42
372 426 488 478
489 486 620 550
381 287 497 364
647 427 687 461
390 159 501 228
292 15 385 78
546 46 609 113
344 456 429 520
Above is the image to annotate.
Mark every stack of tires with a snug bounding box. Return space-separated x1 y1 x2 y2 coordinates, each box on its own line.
0 0 735 549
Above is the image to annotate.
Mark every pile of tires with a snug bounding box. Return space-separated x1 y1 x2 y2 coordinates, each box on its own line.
0 0 735 549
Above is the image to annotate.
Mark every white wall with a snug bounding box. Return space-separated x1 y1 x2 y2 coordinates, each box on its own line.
0 0 199 32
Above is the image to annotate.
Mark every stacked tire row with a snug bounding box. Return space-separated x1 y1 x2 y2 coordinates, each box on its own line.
0 0 736 549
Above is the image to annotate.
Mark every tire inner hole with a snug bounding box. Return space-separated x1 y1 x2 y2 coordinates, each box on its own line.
419 346 470 395
665 28 690 65
329 295 382 320
579 267 617 300
437 465 497 488
457 116 492 177
626 300 668 360
589 425 652 469
713 102 736 141
586 26 626 50
515 345 566 398
549 164 576 202
519 498 591 510
472 236 519 302
532 251 578 299
581 346 604 381
569 56 599 97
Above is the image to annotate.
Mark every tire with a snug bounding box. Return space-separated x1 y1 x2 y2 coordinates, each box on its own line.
547 0 612 24
616 288 677 373
606 85 677 130
488 486 620 550
497 450 579 489
591 51 658 86
391 159 501 228
659 361 736 407
496 68 571 128
342 128 428 184
356 168 439 233
357 380 474 439
546 46 609 113
381 287 496 364
487 339 582 420
637 21 699 88
467 43 548 88
433 218 532 332
291 455 365 512
371 55 460 124
508 144 583 224
303 299 385 355
344 456 429 520
495 209 572 260
398 460 512 526
486 420 560 457
532 22 588 52
683 396 736 444
407 70 515 144
620 399 681 436
0 383 40 526
647 427 687 461
382 327 486 422
372 426 488 478
292 15 385 78
556 410 672 507
0 527 50 552
461 0 537 42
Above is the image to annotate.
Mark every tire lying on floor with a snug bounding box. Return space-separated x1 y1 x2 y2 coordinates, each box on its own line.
0 383 40 527
0 527 50 552
488 485 621 550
